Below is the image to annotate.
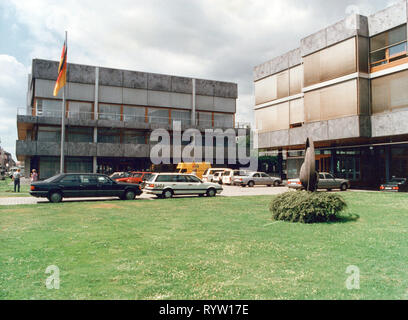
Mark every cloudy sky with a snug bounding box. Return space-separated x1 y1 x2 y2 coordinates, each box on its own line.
0 0 397 160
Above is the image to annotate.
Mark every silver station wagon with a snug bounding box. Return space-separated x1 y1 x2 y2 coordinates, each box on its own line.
144 173 223 198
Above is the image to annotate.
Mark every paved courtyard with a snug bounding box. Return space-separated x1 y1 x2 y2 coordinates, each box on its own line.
0 185 292 206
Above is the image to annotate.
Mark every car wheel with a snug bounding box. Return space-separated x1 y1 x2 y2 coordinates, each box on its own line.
162 189 173 199
49 192 62 203
340 183 347 191
206 188 216 197
124 190 136 200
273 180 280 187
248 181 255 187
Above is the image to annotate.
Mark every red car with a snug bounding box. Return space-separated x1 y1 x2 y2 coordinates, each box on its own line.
116 172 154 184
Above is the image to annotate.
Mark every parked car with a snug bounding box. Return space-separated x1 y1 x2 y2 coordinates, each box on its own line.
380 177 408 192
116 172 153 185
287 172 350 191
202 168 229 182
235 172 281 187
212 171 223 184
222 169 251 185
30 173 142 203
144 173 223 198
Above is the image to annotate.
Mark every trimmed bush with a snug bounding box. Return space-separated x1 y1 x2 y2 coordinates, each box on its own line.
269 191 347 223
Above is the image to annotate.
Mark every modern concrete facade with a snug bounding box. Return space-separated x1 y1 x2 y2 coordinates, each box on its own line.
254 1 408 187
17 59 239 179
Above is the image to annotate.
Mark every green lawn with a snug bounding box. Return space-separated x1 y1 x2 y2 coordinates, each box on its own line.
1 192 408 299
0 178 30 197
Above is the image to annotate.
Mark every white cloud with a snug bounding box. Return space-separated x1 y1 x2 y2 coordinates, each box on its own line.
1 0 393 158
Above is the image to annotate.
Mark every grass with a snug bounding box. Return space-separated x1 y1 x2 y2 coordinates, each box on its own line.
1 192 408 299
0 178 30 197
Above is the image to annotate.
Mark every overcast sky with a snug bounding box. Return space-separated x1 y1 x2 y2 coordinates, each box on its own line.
0 0 398 160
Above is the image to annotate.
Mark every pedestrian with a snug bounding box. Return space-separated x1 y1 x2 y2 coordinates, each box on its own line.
12 169 21 193
31 169 38 182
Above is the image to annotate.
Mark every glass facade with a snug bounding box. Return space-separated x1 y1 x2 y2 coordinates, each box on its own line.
36 99 62 117
99 104 121 121
66 127 93 143
37 126 61 142
148 108 169 124
214 113 234 128
66 157 93 173
68 101 93 119
123 130 146 144
98 128 120 143
123 106 145 122
172 110 191 126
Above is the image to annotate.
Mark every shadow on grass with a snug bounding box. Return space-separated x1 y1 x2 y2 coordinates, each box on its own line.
328 213 360 224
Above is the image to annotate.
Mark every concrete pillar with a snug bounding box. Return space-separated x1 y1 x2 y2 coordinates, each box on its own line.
330 149 335 175
93 67 99 173
385 145 390 182
191 78 196 126
277 148 283 179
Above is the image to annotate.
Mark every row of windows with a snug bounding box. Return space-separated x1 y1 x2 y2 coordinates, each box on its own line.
255 24 408 106
34 100 234 128
255 68 408 132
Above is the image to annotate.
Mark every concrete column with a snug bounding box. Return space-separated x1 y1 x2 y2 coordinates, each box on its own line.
330 149 335 175
93 67 99 173
191 78 196 126
277 148 283 179
385 145 390 182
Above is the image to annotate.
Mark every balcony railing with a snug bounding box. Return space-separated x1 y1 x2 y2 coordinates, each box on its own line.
18 107 250 129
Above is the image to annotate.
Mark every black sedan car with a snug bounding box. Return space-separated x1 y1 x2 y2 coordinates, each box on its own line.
380 177 408 192
30 173 143 203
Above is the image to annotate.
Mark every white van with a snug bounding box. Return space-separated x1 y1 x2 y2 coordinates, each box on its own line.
202 168 229 182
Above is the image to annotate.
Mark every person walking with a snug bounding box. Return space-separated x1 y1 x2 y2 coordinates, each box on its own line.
12 169 21 193
30 169 38 182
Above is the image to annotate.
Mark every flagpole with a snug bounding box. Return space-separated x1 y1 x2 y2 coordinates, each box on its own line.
60 31 67 174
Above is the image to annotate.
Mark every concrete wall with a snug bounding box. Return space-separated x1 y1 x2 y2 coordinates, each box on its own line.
368 0 407 36
32 59 237 99
371 108 408 137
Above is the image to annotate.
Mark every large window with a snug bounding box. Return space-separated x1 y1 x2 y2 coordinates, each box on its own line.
123 106 145 123
289 65 303 95
66 127 93 143
148 108 169 125
66 157 93 173
371 69 408 113
289 98 304 126
39 156 59 179
37 126 61 142
98 128 120 143
36 99 62 117
214 113 234 128
304 79 358 122
99 104 121 121
370 25 407 70
172 110 191 126
123 130 146 144
68 102 93 119
303 37 356 87
197 112 212 127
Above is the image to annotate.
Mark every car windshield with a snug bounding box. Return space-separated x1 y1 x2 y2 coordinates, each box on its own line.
132 173 143 178
43 174 64 183
147 174 157 182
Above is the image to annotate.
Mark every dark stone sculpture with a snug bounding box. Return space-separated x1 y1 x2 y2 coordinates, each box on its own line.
299 137 319 191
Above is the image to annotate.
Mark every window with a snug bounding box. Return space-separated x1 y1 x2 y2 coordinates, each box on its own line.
36 99 62 117
123 106 145 123
99 104 121 121
68 102 93 119
156 175 176 182
319 173 325 179
198 112 212 127
172 110 191 126
261 173 269 177
123 130 145 144
370 25 407 70
371 69 408 113
186 175 201 183
37 126 61 142
80 175 97 184
255 102 289 132
253 173 260 177
142 173 153 181
66 157 93 173
98 128 120 143
97 176 110 184
60 175 79 183
326 174 334 179
148 108 169 124
214 113 233 128
66 127 93 143
304 37 356 87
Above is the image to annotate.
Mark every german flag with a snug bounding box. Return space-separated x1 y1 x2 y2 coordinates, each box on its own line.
53 41 67 96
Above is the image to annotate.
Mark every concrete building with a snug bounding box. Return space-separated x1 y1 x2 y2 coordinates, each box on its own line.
16 59 239 179
254 0 408 187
